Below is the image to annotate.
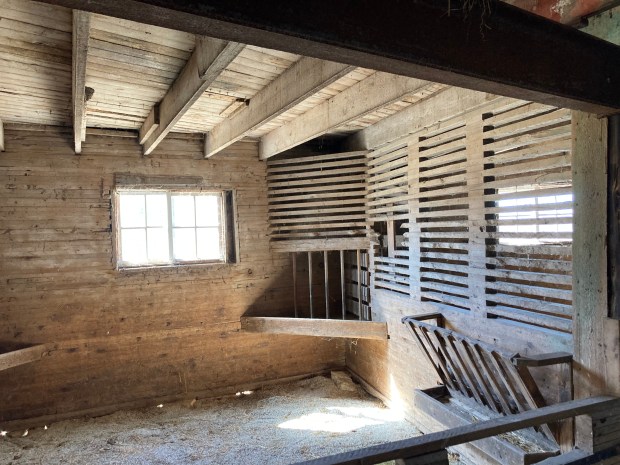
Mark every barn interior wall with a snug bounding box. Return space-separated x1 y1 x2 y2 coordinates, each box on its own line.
0 127 345 424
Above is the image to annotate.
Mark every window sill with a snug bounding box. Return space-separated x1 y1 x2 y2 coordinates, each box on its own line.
116 261 233 273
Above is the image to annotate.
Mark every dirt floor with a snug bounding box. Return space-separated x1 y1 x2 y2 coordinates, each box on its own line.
0 373 437 465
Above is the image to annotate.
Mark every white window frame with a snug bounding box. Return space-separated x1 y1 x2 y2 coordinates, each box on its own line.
113 188 232 269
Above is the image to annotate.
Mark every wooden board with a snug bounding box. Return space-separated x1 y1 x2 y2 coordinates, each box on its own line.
0 344 51 371
241 317 387 340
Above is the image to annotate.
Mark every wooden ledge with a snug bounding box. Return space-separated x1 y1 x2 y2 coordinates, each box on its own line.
0 343 53 372
240 317 388 340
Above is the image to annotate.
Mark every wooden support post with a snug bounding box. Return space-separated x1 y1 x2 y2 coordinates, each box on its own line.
357 249 362 321
308 251 314 318
292 252 298 318
340 250 346 319
324 250 330 319
573 111 620 449
72 10 91 154
0 118 4 152
608 114 620 319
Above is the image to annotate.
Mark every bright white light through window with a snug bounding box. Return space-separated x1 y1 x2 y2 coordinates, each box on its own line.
497 191 573 246
116 190 225 267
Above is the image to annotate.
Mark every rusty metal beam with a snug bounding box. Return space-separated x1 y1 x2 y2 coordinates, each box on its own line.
505 0 618 24
35 0 620 114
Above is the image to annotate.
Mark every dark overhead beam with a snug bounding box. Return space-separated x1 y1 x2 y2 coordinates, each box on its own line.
36 0 620 115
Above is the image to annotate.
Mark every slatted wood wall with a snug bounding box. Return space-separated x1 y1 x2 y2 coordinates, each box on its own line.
367 98 573 335
267 150 370 252
347 94 574 465
0 127 344 424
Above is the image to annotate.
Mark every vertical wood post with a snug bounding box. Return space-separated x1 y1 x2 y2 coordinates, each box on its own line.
408 138 422 301
608 114 620 319
340 250 346 319
292 252 298 318
0 118 4 152
324 250 330 319
357 249 362 320
573 111 620 449
465 112 487 318
308 251 314 318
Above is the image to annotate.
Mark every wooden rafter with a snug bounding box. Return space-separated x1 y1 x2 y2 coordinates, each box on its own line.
33 0 620 115
259 73 432 159
141 36 244 156
205 57 355 158
72 10 91 155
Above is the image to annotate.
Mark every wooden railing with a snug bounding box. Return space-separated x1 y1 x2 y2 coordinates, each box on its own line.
293 396 620 465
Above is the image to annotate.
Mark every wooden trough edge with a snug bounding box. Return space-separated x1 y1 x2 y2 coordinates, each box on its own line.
240 317 388 340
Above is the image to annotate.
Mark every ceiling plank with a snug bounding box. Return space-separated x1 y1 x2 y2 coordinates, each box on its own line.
72 10 91 155
259 73 431 159
205 57 355 158
33 0 620 115
141 37 244 155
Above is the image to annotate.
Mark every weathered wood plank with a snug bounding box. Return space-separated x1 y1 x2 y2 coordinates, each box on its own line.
141 37 244 155
72 10 90 154
0 344 50 372
205 57 354 158
240 316 388 340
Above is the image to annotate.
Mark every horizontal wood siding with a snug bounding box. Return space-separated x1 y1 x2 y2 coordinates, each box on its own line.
267 150 370 251
0 128 344 423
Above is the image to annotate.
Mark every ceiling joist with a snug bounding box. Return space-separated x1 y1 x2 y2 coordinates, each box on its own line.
35 0 620 115
204 57 355 158
259 73 432 159
141 37 244 156
72 10 91 155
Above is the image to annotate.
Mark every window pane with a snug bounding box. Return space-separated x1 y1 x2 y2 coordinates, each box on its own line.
173 228 197 261
121 228 147 264
147 227 169 262
146 194 167 227
197 227 222 260
172 195 195 227
196 195 220 227
119 194 145 228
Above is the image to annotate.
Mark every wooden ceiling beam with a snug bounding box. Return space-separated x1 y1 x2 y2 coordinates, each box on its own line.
204 57 355 158
33 0 620 115
141 37 244 156
259 73 431 159
72 10 90 155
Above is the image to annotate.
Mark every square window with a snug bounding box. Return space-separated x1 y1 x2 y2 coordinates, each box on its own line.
114 189 235 268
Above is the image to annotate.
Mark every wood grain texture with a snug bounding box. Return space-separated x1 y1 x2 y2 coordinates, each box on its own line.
241 316 388 340
0 128 344 423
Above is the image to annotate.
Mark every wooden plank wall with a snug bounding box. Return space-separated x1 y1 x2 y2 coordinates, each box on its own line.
347 93 574 454
0 127 345 424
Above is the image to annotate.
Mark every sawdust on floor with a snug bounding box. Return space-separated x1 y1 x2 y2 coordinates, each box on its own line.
1 374 439 465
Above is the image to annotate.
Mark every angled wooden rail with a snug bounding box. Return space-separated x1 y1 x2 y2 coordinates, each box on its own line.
402 314 573 442
292 396 620 465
